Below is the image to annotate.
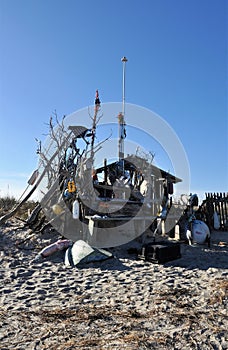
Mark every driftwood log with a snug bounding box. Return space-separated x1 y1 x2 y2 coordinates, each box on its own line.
0 185 38 225
0 131 74 226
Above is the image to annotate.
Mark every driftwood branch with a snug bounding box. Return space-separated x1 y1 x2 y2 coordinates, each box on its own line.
0 131 73 226
0 185 38 225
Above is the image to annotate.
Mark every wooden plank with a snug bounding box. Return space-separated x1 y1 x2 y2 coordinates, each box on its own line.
223 192 228 230
204 192 228 231
219 192 224 229
88 215 157 222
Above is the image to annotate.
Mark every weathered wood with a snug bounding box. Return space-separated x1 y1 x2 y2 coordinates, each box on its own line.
26 203 42 227
0 185 38 225
0 131 74 226
204 192 228 231
224 192 228 227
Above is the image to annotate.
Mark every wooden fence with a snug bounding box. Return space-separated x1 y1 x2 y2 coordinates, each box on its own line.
203 193 228 231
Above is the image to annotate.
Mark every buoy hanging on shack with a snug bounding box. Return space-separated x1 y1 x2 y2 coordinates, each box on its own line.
28 169 39 185
72 199 80 219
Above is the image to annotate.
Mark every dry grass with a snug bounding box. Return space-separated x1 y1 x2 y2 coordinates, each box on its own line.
209 278 228 305
0 195 17 212
1 285 227 350
0 195 37 220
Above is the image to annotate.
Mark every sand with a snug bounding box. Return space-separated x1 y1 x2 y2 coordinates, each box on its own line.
0 219 227 350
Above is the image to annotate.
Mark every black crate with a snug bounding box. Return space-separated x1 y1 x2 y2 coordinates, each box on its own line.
139 241 181 263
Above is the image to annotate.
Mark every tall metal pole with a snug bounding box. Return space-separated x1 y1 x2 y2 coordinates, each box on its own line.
122 56 128 117
118 56 128 165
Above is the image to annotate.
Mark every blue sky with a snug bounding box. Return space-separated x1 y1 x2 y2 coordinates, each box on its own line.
0 0 227 201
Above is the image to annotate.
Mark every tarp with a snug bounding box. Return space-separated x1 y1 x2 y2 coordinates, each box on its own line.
65 240 113 267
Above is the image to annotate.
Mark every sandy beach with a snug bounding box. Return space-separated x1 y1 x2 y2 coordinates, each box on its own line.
0 219 227 349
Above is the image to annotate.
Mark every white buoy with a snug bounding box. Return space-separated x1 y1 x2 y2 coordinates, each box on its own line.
72 199 80 219
191 220 210 244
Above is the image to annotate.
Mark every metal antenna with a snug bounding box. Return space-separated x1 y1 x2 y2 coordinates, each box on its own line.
118 56 128 164
121 56 128 117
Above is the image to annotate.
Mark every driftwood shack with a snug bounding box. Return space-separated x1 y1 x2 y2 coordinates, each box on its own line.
0 58 183 249
37 89 182 247
40 146 182 248
38 58 183 248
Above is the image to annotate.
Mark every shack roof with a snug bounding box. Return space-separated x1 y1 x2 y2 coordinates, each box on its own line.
96 155 182 184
